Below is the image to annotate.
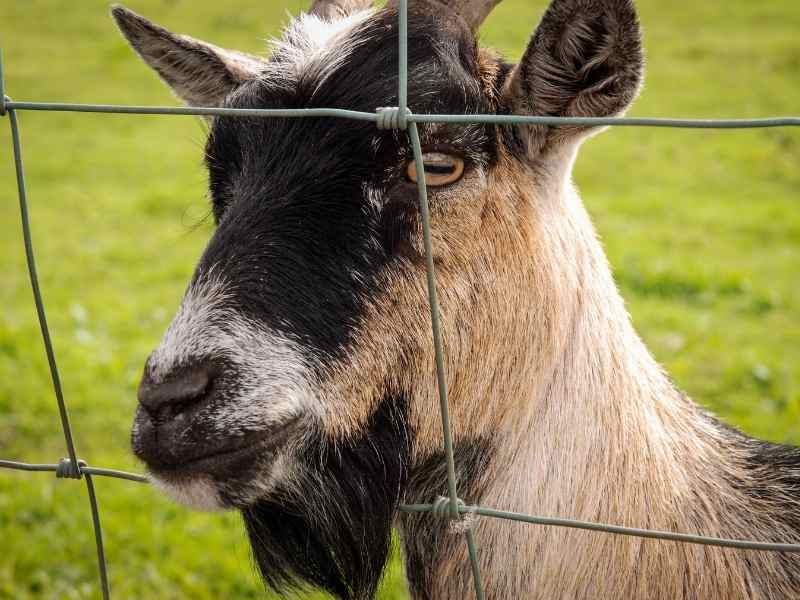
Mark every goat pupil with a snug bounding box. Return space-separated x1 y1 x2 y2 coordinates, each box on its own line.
424 162 454 174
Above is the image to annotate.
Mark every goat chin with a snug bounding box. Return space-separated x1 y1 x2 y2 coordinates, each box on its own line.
149 474 225 512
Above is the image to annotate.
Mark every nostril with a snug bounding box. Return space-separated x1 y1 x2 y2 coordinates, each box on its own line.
137 363 212 423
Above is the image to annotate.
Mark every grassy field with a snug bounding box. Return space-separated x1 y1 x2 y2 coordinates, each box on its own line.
1 1 798 598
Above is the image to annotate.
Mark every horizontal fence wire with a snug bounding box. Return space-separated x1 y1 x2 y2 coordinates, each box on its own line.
0 459 148 483
5 100 800 128
2 3 800 598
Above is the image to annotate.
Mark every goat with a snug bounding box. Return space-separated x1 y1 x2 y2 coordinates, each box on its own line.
113 0 800 598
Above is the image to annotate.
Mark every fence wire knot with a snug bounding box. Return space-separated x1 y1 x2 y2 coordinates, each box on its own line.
56 457 85 479
0 95 9 117
432 496 480 534
376 106 411 130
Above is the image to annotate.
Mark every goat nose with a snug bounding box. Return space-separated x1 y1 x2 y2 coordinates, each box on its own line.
137 363 211 423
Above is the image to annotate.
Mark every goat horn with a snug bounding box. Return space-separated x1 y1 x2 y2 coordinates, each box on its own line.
387 0 502 32
308 0 374 19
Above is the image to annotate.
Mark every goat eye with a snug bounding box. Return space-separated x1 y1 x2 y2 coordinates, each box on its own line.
406 152 465 186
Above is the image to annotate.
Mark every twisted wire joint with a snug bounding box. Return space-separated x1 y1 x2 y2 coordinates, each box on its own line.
432 496 480 534
376 106 411 130
56 457 86 479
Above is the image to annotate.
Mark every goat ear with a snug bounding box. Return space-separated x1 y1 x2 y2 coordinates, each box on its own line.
503 0 643 156
111 5 263 107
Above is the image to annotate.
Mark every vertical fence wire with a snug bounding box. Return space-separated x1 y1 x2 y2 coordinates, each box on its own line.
398 0 484 596
7 106 79 471
6 86 112 600
2 5 800 600
84 470 111 600
407 121 485 599
0 47 5 114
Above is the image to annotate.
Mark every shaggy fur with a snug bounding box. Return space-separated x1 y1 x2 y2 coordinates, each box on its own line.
114 1 800 598
242 396 411 600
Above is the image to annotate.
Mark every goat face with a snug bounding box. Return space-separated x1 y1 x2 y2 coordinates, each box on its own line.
116 0 642 596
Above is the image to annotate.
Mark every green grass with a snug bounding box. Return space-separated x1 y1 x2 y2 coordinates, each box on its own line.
0 1 798 598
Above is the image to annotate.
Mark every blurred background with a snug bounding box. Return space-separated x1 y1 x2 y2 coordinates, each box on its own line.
0 1 798 598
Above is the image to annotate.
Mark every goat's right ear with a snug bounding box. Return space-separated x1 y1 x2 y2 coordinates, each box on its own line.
111 5 263 107
503 0 643 157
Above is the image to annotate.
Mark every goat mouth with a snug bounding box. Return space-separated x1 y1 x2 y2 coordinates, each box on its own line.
144 418 300 479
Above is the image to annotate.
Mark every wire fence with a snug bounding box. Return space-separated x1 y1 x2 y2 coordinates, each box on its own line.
2 2 800 598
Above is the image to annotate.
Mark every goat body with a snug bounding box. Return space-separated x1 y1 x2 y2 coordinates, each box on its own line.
112 0 800 598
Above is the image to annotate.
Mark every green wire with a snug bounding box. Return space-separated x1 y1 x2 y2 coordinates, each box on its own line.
5 100 800 128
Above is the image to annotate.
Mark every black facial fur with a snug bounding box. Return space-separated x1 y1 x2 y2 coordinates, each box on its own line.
241 395 411 600
200 8 497 362
240 393 494 600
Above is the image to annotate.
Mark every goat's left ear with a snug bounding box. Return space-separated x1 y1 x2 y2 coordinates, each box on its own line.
111 5 263 107
503 0 643 156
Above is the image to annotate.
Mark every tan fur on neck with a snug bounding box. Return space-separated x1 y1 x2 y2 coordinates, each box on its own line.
317 141 799 598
